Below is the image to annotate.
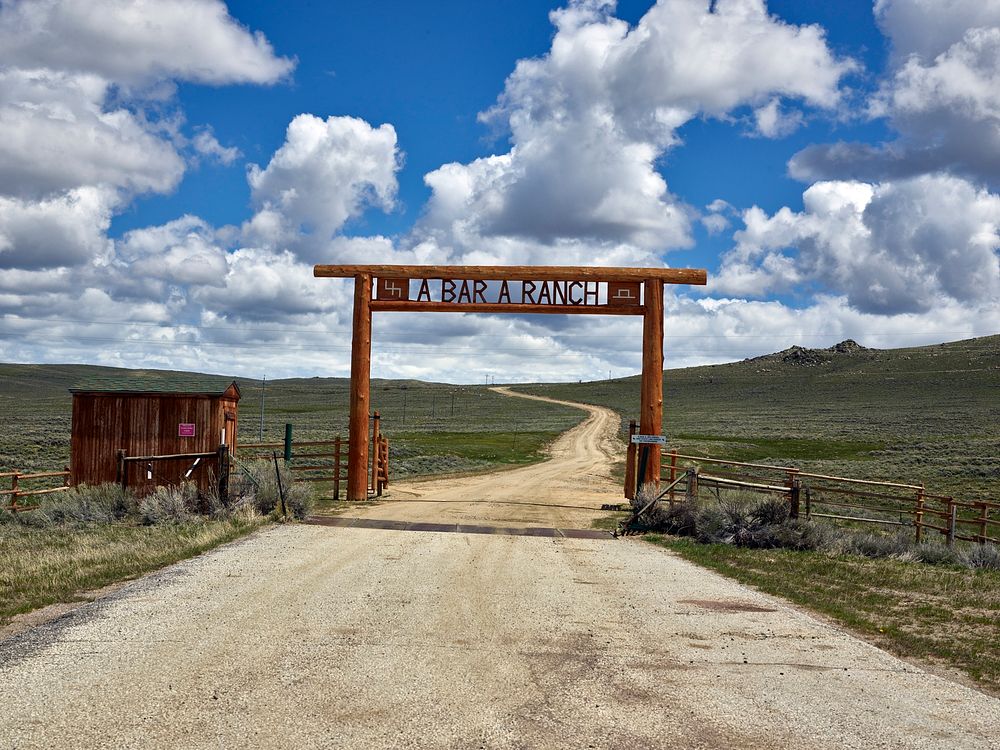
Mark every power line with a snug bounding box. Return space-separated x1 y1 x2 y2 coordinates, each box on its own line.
1 314 996 342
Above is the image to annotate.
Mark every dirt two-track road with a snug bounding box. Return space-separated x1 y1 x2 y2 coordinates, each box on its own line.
1 391 998 749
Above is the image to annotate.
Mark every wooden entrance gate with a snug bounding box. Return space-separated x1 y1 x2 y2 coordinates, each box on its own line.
314 264 707 501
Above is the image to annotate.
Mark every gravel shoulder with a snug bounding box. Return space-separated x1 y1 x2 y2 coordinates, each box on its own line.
1 390 997 749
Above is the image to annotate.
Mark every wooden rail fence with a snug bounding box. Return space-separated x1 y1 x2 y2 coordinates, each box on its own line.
627 443 997 546
1 469 71 512
239 433 389 499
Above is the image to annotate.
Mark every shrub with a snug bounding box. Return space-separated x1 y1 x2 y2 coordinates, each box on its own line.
230 459 314 520
138 483 197 525
37 484 132 526
960 543 1000 571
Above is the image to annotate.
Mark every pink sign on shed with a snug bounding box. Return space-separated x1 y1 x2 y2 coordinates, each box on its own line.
178 423 196 437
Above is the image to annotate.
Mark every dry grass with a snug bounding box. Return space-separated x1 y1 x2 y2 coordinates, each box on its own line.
0 516 262 623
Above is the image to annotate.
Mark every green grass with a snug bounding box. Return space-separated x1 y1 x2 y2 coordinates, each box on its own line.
0 365 585 479
648 535 1000 695
523 334 1000 502
0 517 263 623
392 430 562 477
673 434 885 462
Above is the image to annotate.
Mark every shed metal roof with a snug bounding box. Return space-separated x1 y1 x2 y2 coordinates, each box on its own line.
69 376 241 398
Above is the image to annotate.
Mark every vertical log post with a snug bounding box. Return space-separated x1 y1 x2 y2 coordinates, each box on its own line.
216 445 230 505
785 469 800 518
283 423 293 463
381 436 390 490
915 487 925 543
640 279 664 487
789 479 801 520
685 467 699 501
669 449 678 506
348 273 373 501
116 449 127 492
946 499 957 547
10 472 18 512
333 436 342 500
624 419 637 499
977 502 988 545
371 410 381 494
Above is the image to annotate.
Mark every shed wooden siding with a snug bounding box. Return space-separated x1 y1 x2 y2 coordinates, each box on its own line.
69 386 239 494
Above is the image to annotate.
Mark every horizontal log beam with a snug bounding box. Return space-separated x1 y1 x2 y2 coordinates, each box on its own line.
314 264 707 285
122 452 218 462
370 301 645 315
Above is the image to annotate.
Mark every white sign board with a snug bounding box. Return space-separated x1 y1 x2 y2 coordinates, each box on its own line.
631 434 667 445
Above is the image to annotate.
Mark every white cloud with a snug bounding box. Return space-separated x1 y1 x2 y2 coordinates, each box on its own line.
118 216 230 286
790 1 1000 183
0 186 116 269
245 115 401 261
0 69 186 199
714 174 1000 314
190 247 344 319
414 0 853 260
874 0 1000 61
0 0 294 87
192 129 242 166
753 97 804 138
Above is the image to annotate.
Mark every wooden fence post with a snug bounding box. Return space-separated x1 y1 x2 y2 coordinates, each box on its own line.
371 411 381 494
381 436 390 491
915 487 925 544
669 449 678 506
805 485 812 519
333 436 342 500
283 423 293 463
685 467 699 501
946 499 957 547
624 420 637 500
977 502 989 545
216 445 230 504
116 449 127 492
789 479 801 519
10 472 18 512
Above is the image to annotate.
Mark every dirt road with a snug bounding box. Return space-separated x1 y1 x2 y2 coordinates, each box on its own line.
349 387 624 529
1 390 998 749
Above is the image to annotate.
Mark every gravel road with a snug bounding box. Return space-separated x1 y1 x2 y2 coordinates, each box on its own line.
1 391 997 749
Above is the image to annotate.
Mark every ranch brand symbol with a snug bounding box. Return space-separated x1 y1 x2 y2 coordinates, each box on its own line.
631 434 667 445
178 423 196 437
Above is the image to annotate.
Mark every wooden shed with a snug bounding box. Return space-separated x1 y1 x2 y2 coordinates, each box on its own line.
69 377 240 495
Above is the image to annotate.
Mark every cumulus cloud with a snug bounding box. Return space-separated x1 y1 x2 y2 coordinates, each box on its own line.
0 69 186 199
192 129 242 166
0 187 116 269
414 0 853 261
117 216 230 286
245 115 401 261
0 0 294 87
714 174 1000 314
790 0 1000 184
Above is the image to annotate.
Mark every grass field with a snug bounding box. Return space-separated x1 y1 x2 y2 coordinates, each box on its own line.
523 335 1000 502
0 364 584 479
651 536 1000 695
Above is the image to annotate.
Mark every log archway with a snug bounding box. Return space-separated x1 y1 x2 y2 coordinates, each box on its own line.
313 264 708 500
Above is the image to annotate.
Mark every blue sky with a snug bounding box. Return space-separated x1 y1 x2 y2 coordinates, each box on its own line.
0 0 998 382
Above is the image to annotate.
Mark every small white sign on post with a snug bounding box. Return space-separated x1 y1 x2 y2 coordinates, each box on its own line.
631 434 667 445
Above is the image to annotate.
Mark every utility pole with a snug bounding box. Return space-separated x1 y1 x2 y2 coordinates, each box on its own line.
258 375 266 441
